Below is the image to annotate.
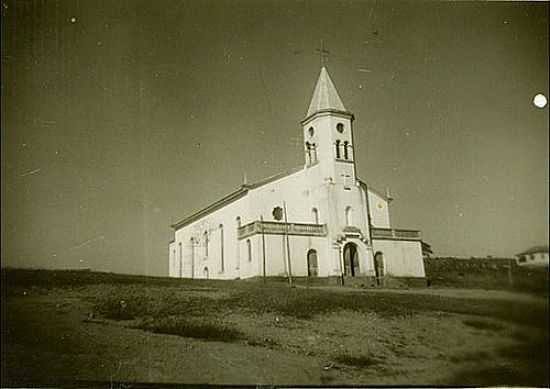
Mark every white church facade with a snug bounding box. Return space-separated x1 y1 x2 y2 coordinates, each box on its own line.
168 67 426 284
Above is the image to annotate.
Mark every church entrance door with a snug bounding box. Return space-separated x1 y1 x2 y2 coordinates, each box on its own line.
374 252 385 285
307 249 318 276
343 243 360 276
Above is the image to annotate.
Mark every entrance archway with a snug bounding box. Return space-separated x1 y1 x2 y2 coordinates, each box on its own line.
343 243 360 276
374 251 385 284
307 249 318 276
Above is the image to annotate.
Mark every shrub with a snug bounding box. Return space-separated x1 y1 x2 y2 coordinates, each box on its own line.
134 316 243 342
463 319 505 332
334 353 383 368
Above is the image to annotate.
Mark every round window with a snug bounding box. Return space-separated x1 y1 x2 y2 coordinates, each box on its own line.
336 123 344 133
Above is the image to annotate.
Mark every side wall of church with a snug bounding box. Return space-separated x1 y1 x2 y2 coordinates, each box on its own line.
237 234 262 278
372 239 425 278
171 194 252 279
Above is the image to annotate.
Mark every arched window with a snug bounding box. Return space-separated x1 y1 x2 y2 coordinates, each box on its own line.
345 206 353 226
219 224 224 272
178 242 183 277
236 216 241 228
247 239 252 262
311 143 317 163
312 207 319 224
203 231 209 257
343 141 349 159
308 126 314 137
335 140 341 159
305 142 311 165
336 123 344 133
203 266 209 279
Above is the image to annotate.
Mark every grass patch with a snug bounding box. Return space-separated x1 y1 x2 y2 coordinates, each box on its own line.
134 316 244 342
3 269 548 329
246 337 279 348
89 285 221 320
463 319 505 332
449 350 491 363
334 353 383 368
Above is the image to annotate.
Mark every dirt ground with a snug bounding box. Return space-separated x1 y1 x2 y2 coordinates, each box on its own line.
2 276 548 387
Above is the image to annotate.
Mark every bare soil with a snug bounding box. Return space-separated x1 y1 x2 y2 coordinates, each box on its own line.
1 269 548 386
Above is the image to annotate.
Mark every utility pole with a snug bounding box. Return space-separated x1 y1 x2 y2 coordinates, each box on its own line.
283 201 293 286
508 257 514 287
261 216 267 283
190 238 195 279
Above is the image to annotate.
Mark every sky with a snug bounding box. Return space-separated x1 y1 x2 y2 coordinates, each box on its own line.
1 0 548 276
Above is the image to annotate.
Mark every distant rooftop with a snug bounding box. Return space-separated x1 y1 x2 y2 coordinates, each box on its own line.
516 246 549 256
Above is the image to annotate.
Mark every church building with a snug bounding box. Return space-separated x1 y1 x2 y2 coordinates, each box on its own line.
168 67 426 283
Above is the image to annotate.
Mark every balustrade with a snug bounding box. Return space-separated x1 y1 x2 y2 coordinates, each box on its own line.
371 227 421 241
238 221 327 239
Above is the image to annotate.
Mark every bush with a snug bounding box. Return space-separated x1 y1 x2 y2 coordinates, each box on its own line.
463 319 505 332
334 353 383 368
134 316 243 342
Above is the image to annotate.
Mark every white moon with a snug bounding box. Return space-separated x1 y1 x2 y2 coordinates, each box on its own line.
533 94 547 108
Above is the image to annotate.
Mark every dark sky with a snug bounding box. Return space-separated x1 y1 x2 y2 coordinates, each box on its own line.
1 0 548 275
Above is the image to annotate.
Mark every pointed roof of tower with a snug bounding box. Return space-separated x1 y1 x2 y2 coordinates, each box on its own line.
306 66 347 118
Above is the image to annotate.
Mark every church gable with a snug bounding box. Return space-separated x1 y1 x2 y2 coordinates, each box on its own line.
367 189 390 228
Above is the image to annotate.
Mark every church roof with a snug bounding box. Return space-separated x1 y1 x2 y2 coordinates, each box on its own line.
171 166 304 230
171 171 390 230
306 67 348 118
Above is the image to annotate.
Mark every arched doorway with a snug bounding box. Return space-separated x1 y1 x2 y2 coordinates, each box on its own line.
307 249 318 276
374 251 385 284
343 243 360 276
203 266 209 279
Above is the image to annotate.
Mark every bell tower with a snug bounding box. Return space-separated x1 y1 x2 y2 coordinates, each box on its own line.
301 67 356 187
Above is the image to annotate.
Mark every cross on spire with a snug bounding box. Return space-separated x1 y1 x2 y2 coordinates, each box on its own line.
315 39 330 67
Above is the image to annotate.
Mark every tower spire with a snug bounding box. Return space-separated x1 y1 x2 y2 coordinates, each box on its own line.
306 67 347 118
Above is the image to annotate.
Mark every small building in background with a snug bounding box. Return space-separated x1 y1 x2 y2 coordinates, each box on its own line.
515 246 549 267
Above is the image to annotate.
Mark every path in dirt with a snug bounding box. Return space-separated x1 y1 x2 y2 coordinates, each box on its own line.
307 285 547 304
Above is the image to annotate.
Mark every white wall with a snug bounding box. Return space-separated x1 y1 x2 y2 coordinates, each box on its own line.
172 193 251 279
372 239 425 278
516 252 549 267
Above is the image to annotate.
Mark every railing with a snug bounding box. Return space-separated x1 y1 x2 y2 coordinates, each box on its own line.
371 227 421 241
238 221 328 239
